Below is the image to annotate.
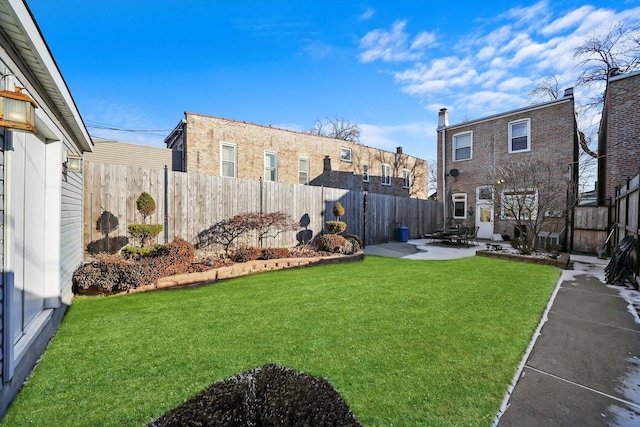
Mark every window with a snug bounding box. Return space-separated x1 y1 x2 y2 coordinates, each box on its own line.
501 189 538 219
452 193 467 219
381 163 391 186
220 142 237 178
402 169 411 189
509 119 530 152
478 187 493 200
298 157 309 185
340 147 352 162
264 151 277 182
453 131 472 161
362 163 369 182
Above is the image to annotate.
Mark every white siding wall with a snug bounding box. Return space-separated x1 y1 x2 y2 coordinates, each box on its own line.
61 139 84 303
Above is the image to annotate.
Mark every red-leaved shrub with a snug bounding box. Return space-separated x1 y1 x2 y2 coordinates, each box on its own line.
260 247 290 260
73 237 196 294
231 246 262 263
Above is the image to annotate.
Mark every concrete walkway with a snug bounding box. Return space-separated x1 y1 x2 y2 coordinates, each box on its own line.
365 240 640 426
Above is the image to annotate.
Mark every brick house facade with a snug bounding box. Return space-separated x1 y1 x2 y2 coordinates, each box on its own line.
597 70 640 205
165 112 429 199
436 90 578 242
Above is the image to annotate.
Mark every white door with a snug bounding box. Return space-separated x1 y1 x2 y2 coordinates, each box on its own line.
11 134 46 343
476 187 494 239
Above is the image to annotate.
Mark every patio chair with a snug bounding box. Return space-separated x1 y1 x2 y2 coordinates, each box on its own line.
465 226 479 246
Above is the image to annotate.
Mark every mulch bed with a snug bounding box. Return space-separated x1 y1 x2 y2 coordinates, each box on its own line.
148 364 362 427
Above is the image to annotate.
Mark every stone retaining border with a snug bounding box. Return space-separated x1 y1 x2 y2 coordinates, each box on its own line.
126 251 364 294
475 250 570 269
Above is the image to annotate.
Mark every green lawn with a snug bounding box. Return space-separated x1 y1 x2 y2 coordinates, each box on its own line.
2 256 559 426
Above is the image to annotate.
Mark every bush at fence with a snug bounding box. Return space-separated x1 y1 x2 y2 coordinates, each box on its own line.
197 212 299 252
315 234 356 254
260 247 290 260
231 246 262 263
73 237 196 293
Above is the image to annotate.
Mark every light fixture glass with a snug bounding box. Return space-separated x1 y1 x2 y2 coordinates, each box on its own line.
66 153 82 173
0 87 37 133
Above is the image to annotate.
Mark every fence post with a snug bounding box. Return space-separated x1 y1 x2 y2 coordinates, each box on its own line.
164 165 169 243
259 177 263 213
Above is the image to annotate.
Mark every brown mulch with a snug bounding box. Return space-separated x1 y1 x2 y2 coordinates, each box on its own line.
148 364 362 427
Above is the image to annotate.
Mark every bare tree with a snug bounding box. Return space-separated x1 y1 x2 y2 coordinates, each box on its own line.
487 154 575 254
528 74 562 102
574 22 640 108
428 160 437 197
308 116 361 142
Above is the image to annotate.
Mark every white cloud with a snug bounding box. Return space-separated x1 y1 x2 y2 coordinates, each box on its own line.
359 8 375 21
411 32 437 50
360 121 432 153
300 39 334 61
497 77 532 92
358 0 640 160
541 5 594 36
358 20 436 63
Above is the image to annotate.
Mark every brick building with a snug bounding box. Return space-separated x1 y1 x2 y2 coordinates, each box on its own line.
597 70 640 205
165 112 429 199
436 89 578 241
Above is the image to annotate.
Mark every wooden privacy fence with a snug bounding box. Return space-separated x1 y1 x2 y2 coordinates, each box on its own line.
572 206 610 253
614 174 639 245
84 162 441 257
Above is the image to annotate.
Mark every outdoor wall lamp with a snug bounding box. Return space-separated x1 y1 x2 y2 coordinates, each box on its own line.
0 86 38 134
65 152 83 173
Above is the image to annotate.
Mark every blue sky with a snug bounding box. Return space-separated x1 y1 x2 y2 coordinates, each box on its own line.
27 0 640 179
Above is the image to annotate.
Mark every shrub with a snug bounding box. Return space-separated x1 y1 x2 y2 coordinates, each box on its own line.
343 237 361 253
73 238 196 294
260 247 290 260
315 234 349 253
73 254 138 293
232 246 262 263
128 223 163 247
160 237 196 276
120 243 165 259
341 232 363 247
332 202 345 219
136 192 156 221
325 221 347 234
197 212 299 252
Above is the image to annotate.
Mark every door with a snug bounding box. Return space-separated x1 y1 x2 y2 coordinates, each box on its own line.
11 133 46 343
476 187 494 239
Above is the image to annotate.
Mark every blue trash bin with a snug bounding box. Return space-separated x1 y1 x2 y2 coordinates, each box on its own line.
398 226 409 242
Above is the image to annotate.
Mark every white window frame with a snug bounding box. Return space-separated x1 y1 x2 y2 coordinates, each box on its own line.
508 118 531 153
264 151 278 182
298 157 309 185
220 141 237 178
452 131 472 161
340 147 352 162
501 188 538 220
452 193 467 219
402 169 411 189
381 163 391 186
362 162 369 182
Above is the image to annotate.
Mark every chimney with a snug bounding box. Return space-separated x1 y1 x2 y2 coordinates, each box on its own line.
563 87 574 98
438 108 449 129
323 155 332 171
396 147 403 154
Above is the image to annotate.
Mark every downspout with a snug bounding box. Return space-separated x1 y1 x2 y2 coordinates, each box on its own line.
441 127 446 225
438 108 449 227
